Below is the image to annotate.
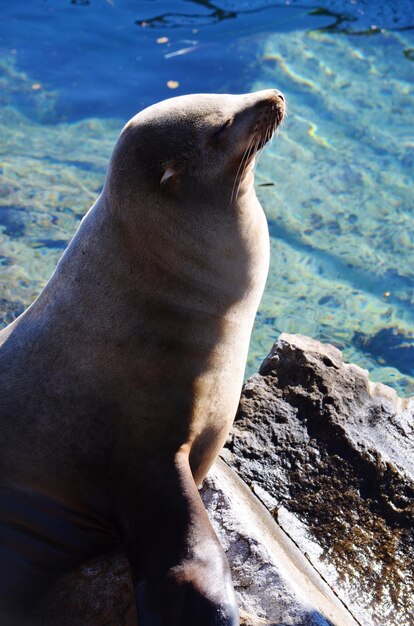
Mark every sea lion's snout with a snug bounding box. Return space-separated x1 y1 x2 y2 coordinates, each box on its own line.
270 89 286 124
273 89 285 102
251 89 286 148
234 89 286 161
259 88 286 112
225 89 286 202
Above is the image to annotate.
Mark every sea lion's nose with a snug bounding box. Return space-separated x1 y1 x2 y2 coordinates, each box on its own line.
260 88 285 99
253 88 286 109
273 89 285 102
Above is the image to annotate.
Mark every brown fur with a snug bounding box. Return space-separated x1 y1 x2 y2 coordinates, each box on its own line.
0 90 285 625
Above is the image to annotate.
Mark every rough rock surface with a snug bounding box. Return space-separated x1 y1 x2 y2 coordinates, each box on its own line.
223 333 414 626
202 461 355 626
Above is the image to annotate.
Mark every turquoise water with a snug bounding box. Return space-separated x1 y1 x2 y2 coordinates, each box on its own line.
1 1 413 394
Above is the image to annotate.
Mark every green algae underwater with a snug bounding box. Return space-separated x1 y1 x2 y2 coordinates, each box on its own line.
1 5 414 396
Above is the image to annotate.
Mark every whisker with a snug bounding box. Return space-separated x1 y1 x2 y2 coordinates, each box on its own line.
234 141 255 203
269 120 277 146
234 140 256 203
235 135 260 202
231 107 283 204
231 134 255 200
251 137 262 177
231 134 255 203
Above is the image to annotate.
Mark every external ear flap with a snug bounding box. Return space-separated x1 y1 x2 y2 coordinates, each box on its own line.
160 166 176 186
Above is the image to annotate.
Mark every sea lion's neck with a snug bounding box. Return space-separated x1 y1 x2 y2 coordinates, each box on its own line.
16 181 266 347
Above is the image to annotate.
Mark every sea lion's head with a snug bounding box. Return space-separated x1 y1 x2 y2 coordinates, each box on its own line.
106 90 285 207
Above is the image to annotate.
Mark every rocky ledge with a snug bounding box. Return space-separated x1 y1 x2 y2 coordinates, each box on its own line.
26 334 413 625
224 333 414 626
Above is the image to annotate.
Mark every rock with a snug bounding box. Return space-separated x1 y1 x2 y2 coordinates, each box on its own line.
24 549 136 625
224 333 414 626
202 460 356 626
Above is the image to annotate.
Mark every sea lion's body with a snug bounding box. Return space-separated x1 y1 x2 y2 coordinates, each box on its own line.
0 90 285 625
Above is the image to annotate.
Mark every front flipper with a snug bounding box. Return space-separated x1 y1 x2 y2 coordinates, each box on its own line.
118 449 239 626
136 574 238 626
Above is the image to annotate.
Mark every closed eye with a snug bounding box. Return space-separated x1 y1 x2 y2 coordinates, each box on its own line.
220 117 233 131
210 117 233 142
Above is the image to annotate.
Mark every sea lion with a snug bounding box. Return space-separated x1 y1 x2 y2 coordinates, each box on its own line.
0 89 285 625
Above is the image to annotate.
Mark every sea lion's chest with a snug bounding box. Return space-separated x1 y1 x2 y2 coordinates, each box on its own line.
137 192 269 329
